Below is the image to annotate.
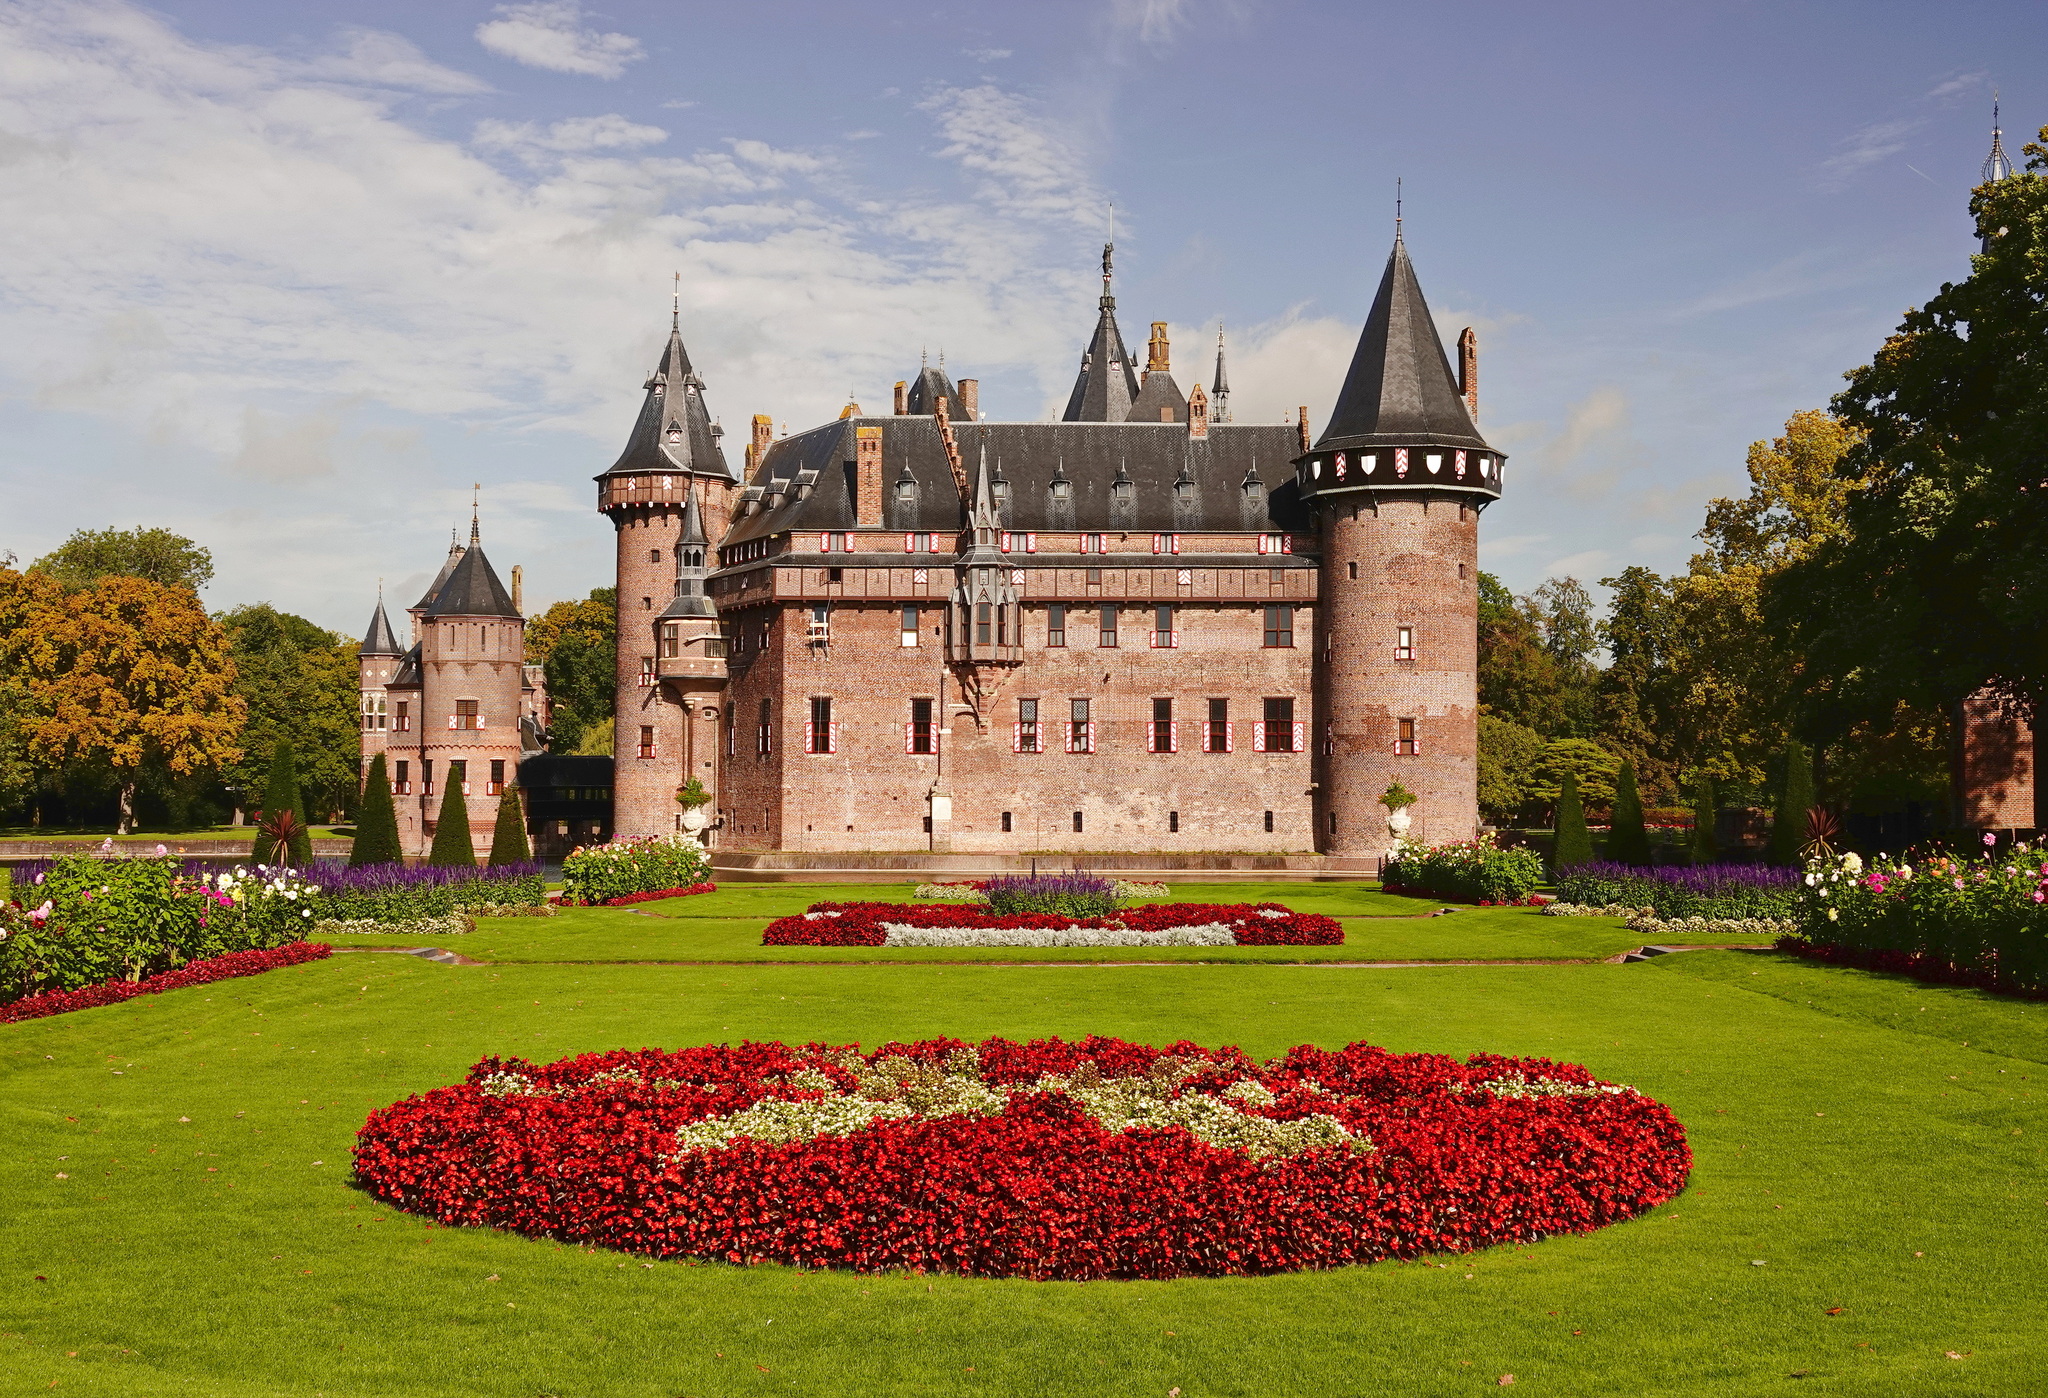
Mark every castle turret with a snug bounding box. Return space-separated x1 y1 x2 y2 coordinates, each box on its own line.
1294 230 1504 857
413 516 526 855
600 289 736 838
1061 243 1141 422
357 590 403 777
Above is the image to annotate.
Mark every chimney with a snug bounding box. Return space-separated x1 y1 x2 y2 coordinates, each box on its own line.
1187 382 1209 441
1147 322 1170 373
1458 327 1478 424
958 378 978 421
893 380 908 415
510 564 523 615
1297 406 1311 455
855 426 884 527
749 414 773 472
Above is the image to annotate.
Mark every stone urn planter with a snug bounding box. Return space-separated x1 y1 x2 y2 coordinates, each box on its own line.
678 804 709 840
1385 807 1413 839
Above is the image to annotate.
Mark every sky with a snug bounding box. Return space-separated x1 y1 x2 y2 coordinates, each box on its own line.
0 0 2042 635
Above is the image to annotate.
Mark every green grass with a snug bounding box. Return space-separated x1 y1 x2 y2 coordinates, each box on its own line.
2 949 2040 1395
317 882 1731 965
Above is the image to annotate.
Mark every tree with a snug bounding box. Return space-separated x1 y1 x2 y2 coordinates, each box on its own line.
216 604 361 822
427 779 477 867
1605 763 1653 867
1596 567 1682 803
1771 132 2048 819
1477 714 1545 823
1553 771 1595 869
1478 573 1568 737
1532 738 1621 811
251 741 313 866
489 784 531 865
351 754 403 867
527 588 616 754
0 568 244 832
1767 742 1816 867
1530 576 1600 737
32 527 214 594
1689 774 1719 865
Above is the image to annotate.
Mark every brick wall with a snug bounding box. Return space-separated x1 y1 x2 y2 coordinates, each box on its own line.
1957 694 2035 828
611 501 689 838
405 613 527 857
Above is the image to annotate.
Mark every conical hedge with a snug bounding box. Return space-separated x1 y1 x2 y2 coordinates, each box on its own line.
1689 774 1719 865
1553 770 1595 870
350 754 403 867
427 775 477 868
1605 763 1653 867
488 784 530 866
251 740 313 867
1768 742 1815 867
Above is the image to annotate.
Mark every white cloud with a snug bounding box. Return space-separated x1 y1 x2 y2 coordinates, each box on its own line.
966 48 1013 62
1926 71 1987 103
298 28 490 95
918 84 1101 229
475 113 669 155
475 1 644 80
1819 117 1922 188
1108 0 1192 45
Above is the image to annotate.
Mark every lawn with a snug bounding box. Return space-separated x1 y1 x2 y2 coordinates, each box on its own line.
1 945 2039 1395
316 882 1752 965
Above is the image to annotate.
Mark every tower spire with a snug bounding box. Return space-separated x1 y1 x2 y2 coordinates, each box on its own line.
671 271 680 329
469 484 480 547
1985 91 2014 183
1211 324 1232 424
1395 177 1403 241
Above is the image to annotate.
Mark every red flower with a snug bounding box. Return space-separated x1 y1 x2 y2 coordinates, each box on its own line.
0 942 332 1024
760 902 1343 947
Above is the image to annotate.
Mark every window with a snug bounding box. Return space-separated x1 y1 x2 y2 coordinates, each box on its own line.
756 698 772 755
896 480 916 503
1397 718 1419 755
976 601 992 644
394 701 410 733
1206 698 1232 753
806 697 836 753
1098 604 1119 648
1259 697 1299 753
1023 532 1038 553
1067 698 1093 753
650 549 662 563
1347 561 1358 581
422 758 434 796
1395 626 1415 661
454 698 480 730
725 703 736 758
899 531 941 552
1051 479 1070 500
1150 697 1176 753
394 760 410 795
1087 567 1102 585
448 759 467 796
1153 606 1177 648
1015 698 1041 753
660 623 681 659
827 567 843 584
1080 533 1104 554
807 606 829 643
488 759 505 796
1257 533 1291 555
1263 810 1274 833
1150 533 1180 554
1001 811 1014 833
639 656 654 688
642 597 652 611
819 531 851 552
1263 605 1294 648
1169 811 1180 833
1072 811 1085 833
638 726 656 760
901 605 919 647
908 697 935 754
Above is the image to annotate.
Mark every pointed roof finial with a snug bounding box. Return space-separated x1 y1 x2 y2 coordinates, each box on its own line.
1102 207 1115 306
671 271 680 329
1985 90 2014 183
1395 177 1403 240
469 483 480 547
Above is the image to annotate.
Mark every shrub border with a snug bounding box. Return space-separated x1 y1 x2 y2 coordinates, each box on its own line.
0 942 333 1024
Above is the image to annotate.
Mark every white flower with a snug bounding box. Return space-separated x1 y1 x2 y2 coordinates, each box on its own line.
1828 908 1839 922
1840 852 1864 874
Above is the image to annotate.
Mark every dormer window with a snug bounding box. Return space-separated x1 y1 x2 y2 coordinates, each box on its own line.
896 479 916 502
993 479 1009 503
1174 480 1193 501
1051 480 1070 500
1244 478 1265 501
1112 480 1132 503
666 425 682 443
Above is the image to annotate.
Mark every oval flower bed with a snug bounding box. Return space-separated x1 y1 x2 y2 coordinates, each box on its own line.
353 1035 1690 1280
761 901 1343 947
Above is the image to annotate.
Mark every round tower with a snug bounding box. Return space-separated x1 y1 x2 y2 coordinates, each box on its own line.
356 588 403 781
1296 232 1504 860
597 298 737 840
414 518 528 857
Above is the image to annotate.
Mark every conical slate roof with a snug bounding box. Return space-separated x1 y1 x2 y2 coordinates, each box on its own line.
360 598 402 656
904 362 966 418
603 314 735 481
1061 244 1141 422
659 486 717 620
414 536 464 611
425 542 519 619
1316 235 1488 454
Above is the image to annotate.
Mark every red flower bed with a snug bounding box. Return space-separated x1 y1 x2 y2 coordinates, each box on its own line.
761 901 1342 946
0 942 333 1024
602 883 717 907
354 1035 1688 1280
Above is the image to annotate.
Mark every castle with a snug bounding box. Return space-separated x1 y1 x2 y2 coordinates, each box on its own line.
596 231 1502 859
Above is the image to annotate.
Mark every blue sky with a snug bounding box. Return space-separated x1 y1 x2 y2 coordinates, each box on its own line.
0 0 2040 634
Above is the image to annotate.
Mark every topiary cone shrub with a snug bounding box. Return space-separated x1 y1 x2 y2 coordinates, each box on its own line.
1552 771 1595 870
1688 775 1719 865
1768 742 1815 867
251 740 313 867
1605 763 1653 867
489 785 531 866
351 754 404 867
427 780 477 868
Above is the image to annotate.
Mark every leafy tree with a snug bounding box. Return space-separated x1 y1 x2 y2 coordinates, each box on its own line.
216 604 360 822
1478 573 1567 736
351 753 403 867
250 740 312 866
1530 576 1600 736
1767 742 1816 867
427 778 477 868
1595 567 1681 802
525 587 615 662
1552 771 1595 869
543 630 615 754
1532 738 1621 810
32 527 214 594
489 785 531 865
1606 762 1653 867
1689 774 1719 865
0 568 244 832
572 716 615 759
1477 714 1545 823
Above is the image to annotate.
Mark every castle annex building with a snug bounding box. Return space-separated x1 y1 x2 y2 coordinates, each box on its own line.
600 234 1504 858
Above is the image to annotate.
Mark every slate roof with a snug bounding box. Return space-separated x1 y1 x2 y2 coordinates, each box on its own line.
1061 244 1141 422
360 599 403 656
602 316 736 482
1129 369 1187 424
659 486 717 620
387 643 424 690
425 542 520 618
721 418 1309 545
1316 235 1490 454
413 538 464 611
903 363 966 420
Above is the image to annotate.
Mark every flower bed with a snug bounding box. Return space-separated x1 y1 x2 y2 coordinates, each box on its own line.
353 1035 1689 1280
1379 835 1545 904
600 884 717 907
912 879 1170 902
311 916 474 938
560 835 711 906
307 861 546 922
761 902 1342 947
1555 862 1799 920
0 941 332 1024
